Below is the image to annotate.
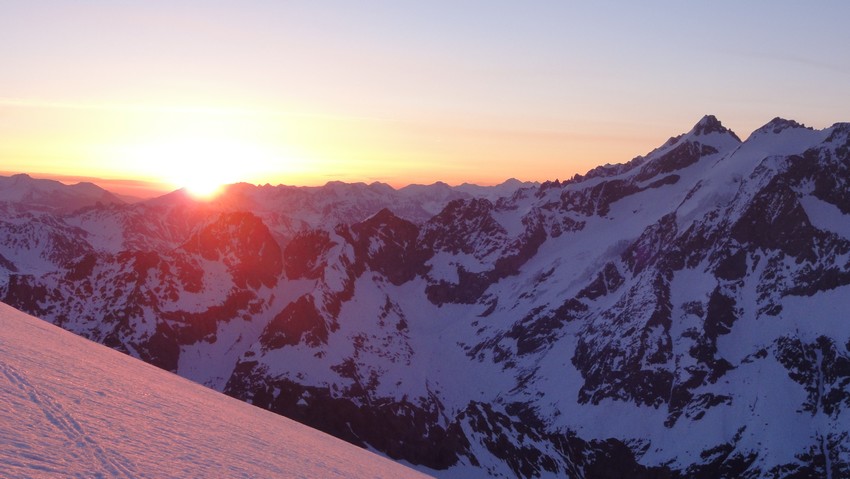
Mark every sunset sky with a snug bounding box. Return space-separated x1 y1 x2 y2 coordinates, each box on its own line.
2 1 849 197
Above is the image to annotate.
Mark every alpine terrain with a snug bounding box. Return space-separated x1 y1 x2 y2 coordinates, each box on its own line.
1 116 849 478
0 302 432 478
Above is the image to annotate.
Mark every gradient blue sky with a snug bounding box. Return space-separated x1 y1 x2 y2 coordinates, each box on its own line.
2 1 849 194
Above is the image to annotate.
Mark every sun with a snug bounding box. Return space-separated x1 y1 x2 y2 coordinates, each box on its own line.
183 176 225 199
127 135 279 200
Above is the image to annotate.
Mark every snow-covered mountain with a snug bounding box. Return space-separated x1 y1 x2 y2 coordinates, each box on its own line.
0 173 124 213
0 302 431 478
2 115 849 477
205 178 538 242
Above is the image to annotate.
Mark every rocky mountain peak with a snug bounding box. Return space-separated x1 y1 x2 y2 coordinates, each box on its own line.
754 117 811 135
182 211 282 289
690 114 741 141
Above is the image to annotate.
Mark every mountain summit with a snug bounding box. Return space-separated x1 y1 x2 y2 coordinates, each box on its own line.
0 174 124 213
691 114 740 140
1 116 849 478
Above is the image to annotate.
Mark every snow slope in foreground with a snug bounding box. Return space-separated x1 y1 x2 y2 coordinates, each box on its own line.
0 303 432 479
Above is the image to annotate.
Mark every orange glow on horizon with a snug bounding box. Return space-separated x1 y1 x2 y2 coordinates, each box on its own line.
3 3 849 198
183 180 224 200
118 132 296 198
0 96 665 196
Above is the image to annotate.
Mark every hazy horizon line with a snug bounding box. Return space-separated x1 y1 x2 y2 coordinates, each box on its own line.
0 170 542 200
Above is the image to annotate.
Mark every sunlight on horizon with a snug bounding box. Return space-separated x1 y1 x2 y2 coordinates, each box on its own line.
3 2 848 193
121 135 292 199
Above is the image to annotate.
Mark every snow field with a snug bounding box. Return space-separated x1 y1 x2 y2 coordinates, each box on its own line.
0 303 431 479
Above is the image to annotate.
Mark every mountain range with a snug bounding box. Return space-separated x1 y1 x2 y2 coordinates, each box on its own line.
1 115 849 478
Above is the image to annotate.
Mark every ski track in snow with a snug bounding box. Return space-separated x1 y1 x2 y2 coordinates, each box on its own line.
0 362 137 478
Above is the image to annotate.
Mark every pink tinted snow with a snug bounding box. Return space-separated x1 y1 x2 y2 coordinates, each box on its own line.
0 303 432 479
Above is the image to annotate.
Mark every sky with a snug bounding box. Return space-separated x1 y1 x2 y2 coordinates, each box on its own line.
1 1 849 197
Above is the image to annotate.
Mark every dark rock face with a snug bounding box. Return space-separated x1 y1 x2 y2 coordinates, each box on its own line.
731 178 823 261
624 213 681 275
182 211 282 289
162 290 258 345
283 229 335 280
560 178 641 216
2 274 51 316
714 249 748 281
350 209 430 285
774 336 850 416
224 363 468 470
422 198 507 257
754 117 810 136
457 401 673 479
0 215 93 269
260 295 329 349
423 206 547 306
0 251 16 272
578 262 625 300
560 135 726 219
704 287 738 339
692 114 740 140
634 142 718 183
573 272 675 408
